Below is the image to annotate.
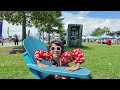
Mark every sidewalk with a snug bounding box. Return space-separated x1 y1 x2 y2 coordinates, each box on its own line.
0 42 22 47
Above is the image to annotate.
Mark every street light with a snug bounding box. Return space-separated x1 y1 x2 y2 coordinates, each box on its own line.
7 27 9 42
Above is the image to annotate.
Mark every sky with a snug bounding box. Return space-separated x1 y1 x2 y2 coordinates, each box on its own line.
1 11 120 38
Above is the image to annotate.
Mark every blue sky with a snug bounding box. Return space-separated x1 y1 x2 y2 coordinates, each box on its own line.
65 11 120 19
62 11 120 36
2 11 120 38
88 11 120 19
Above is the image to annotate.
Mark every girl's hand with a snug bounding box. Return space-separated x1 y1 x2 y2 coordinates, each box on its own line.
66 66 79 72
38 63 49 68
66 63 80 72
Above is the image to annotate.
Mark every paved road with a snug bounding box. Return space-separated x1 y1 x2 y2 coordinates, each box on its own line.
0 42 22 47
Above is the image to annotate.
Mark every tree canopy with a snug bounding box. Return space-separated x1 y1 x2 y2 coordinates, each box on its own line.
0 11 65 43
90 27 111 36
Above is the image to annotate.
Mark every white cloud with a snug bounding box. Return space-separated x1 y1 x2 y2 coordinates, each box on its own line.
79 11 91 15
62 11 120 36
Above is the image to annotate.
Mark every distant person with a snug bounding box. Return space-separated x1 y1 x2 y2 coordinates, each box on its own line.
1 39 3 46
61 37 66 44
14 34 19 45
0 38 3 46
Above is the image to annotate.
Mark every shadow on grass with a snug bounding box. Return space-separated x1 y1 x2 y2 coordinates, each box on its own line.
9 45 25 54
9 49 25 54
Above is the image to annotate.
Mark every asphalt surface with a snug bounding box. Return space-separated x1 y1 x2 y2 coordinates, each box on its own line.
0 42 22 47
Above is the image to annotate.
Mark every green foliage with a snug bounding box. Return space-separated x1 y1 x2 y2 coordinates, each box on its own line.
0 54 33 79
0 11 30 41
90 27 111 36
32 11 65 44
0 11 30 26
0 11 65 42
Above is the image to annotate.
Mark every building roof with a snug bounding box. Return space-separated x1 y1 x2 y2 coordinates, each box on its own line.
114 31 120 33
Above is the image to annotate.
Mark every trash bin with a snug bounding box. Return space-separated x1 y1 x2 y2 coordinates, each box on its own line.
107 39 111 45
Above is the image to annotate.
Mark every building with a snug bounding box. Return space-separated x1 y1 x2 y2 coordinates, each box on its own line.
113 31 120 37
108 31 120 38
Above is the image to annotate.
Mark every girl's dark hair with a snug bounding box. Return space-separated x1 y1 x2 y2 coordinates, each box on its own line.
48 40 64 54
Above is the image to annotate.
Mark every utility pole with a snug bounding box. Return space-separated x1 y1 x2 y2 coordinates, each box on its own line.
27 30 30 37
7 27 9 42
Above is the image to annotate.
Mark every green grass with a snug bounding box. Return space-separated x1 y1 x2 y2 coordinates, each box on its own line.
82 43 120 79
0 46 33 79
0 44 120 79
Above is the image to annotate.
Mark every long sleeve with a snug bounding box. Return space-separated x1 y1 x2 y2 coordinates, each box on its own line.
61 48 85 64
34 50 52 62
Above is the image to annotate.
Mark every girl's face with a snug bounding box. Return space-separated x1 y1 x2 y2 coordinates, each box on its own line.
50 44 62 58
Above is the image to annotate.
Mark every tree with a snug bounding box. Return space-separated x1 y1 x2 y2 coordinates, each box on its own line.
0 11 32 41
32 11 65 44
55 23 65 39
90 27 111 36
90 27 101 36
102 27 111 35
0 11 64 44
0 11 38 42
37 26 46 42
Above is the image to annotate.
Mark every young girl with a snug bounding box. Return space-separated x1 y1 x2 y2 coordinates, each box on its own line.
34 40 85 79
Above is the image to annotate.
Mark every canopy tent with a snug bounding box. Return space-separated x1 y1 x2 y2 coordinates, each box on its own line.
93 36 100 40
115 36 120 39
83 35 114 40
85 36 100 40
99 35 114 39
86 36 95 39
82 36 87 39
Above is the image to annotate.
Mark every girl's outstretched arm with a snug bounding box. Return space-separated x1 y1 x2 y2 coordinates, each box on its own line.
62 48 85 71
34 50 51 68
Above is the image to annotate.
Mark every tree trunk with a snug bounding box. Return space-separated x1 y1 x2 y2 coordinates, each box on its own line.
22 12 26 42
43 31 44 43
39 33 40 40
48 32 50 44
38 31 41 40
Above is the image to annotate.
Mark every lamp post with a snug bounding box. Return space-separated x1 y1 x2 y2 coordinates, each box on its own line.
7 27 9 42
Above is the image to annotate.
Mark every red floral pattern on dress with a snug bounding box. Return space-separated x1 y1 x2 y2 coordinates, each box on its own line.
34 48 85 79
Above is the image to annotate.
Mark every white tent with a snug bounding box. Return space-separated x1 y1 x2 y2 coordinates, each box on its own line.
93 36 100 40
85 36 100 40
115 36 120 39
86 36 95 39
82 36 87 39
99 35 113 39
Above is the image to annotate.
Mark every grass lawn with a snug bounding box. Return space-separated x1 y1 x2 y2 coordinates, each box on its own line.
81 43 120 79
0 46 33 79
0 43 120 79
